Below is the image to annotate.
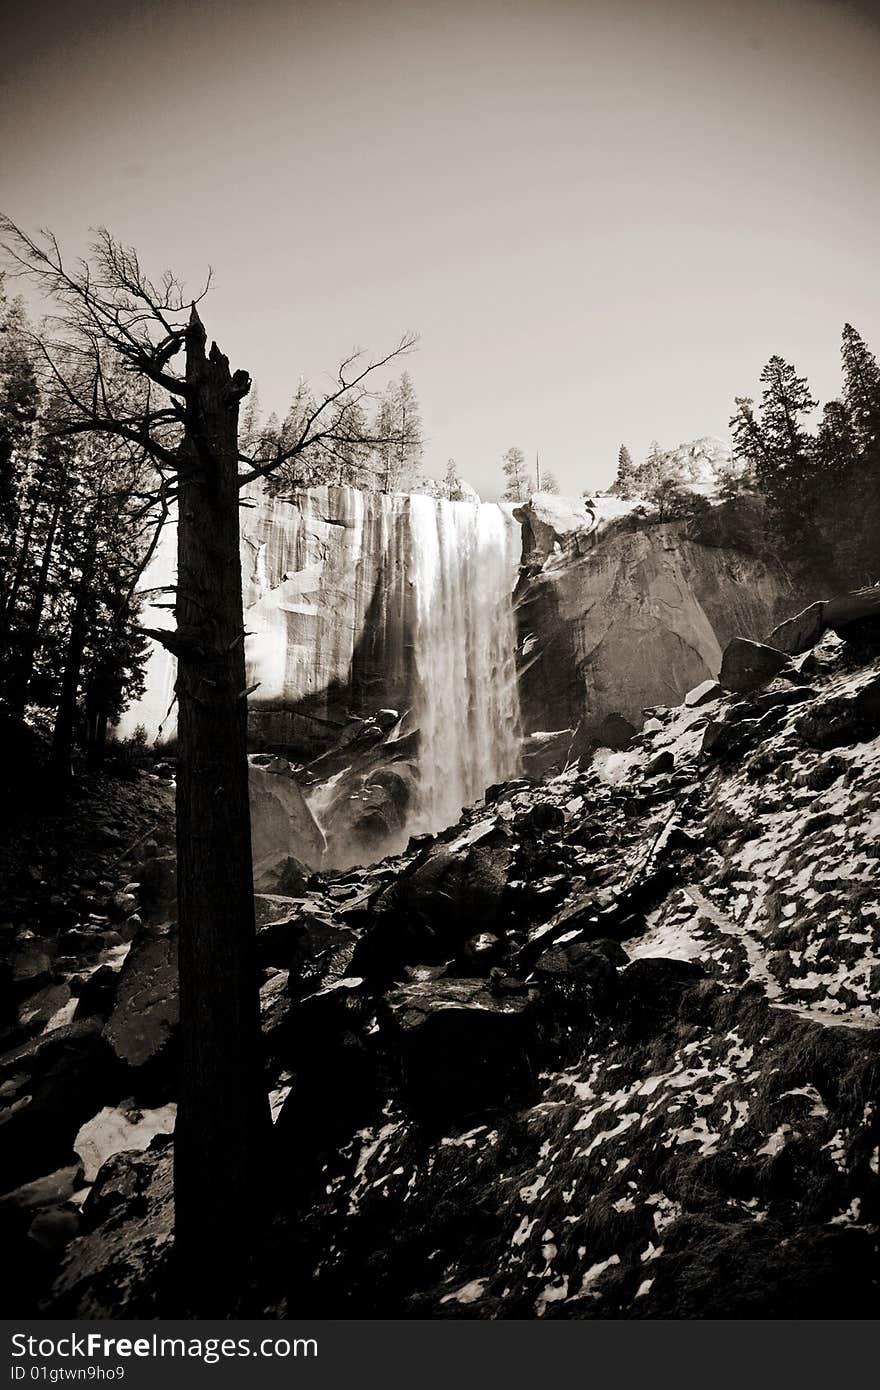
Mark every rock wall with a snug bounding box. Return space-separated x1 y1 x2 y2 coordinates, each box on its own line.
516 498 799 737
241 487 415 757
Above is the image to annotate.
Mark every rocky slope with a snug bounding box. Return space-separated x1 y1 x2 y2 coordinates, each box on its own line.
8 603 877 1319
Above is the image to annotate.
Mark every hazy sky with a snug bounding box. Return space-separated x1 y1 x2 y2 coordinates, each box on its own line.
3 0 879 499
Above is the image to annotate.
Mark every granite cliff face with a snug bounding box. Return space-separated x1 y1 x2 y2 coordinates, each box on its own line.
515 496 798 740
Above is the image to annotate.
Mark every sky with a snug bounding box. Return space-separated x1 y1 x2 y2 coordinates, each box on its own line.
2 0 880 500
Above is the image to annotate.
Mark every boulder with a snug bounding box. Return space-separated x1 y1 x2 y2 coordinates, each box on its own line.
645 749 675 777
49 1139 174 1318
72 966 120 1022
594 713 637 750
521 729 575 777
0 1021 120 1191
273 979 383 1148
718 638 791 695
825 587 880 650
387 977 536 1125
685 679 722 707
767 601 828 656
102 927 178 1093
249 756 326 882
391 819 514 953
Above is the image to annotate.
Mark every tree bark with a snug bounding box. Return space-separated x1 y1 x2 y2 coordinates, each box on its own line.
172 308 271 1312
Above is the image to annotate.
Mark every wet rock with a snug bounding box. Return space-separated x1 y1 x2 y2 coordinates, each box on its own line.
28 1206 80 1255
12 938 55 994
719 638 792 695
387 820 514 960
532 940 620 1004
253 893 300 930
19 982 71 1033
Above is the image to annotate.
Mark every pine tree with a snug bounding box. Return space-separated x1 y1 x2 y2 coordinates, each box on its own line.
501 445 532 503
755 355 818 504
640 440 667 493
840 323 880 455
730 396 767 472
391 371 423 490
612 443 638 497
541 470 560 494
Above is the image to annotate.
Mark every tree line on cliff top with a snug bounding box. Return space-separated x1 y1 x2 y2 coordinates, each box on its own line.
611 325 880 588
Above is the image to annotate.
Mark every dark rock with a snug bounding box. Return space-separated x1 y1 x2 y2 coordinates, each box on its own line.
616 956 707 1036
749 684 817 713
28 1206 80 1255
102 927 178 1093
532 940 619 1004
521 730 576 777
795 673 880 749
767 601 829 656
388 820 513 956
136 855 177 917
719 638 791 695
253 893 300 930
702 716 760 759
645 749 675 777
19 982 71 1033
49 1138 174 1318
273 980 383 1148
72 966 120 1022
12 938 55 993
594 713 637 751
826 587 880 650
0 1021 120 1191
0 1164 82 1214
386 977 536 1125
514 801 565 834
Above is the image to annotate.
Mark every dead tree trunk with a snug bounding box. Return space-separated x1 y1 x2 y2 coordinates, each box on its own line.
172 307 271 1311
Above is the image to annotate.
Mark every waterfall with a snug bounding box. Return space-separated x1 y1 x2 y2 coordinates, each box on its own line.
119 484 523 848
407 495 522 834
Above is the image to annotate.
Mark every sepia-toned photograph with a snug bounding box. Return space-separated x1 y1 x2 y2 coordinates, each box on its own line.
1 0 878 1339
